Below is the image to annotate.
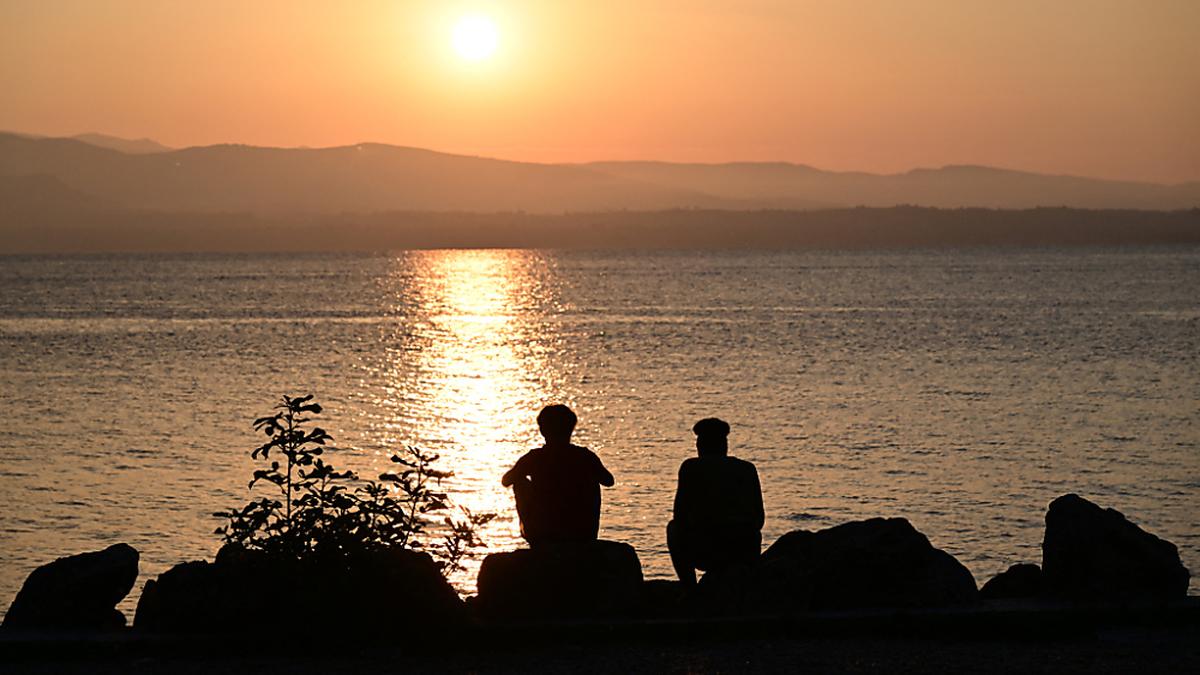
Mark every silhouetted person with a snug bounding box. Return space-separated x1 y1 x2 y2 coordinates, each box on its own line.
667 418 764 586
502 405 614 547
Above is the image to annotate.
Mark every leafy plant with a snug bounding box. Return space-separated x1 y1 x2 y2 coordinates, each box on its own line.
214 394 494 571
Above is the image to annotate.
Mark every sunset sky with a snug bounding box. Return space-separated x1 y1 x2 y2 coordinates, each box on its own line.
2 0 1197 183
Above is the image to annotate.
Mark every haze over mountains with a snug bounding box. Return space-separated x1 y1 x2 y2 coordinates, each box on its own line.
2 131 1197 253
2 131 1197 215
66 133 174 155
6 131 175 155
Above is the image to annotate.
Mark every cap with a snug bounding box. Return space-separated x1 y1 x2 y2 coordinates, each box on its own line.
692 417 730 437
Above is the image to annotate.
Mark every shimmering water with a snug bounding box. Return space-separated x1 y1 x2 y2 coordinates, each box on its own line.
1 248 1198 617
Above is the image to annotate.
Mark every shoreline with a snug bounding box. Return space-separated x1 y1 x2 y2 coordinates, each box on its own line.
5 207 1199 255
3 600 1199 673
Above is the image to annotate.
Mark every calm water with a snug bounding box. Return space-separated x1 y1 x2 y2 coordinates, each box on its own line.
1 248 1198 617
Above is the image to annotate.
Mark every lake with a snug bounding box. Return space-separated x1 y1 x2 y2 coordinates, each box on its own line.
1 247 1197 617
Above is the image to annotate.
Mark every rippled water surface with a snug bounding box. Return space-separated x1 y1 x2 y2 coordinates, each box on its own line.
1 248 1198 616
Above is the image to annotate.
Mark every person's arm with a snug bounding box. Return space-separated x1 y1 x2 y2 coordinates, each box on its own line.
501 454 530 487
673 461 692 523
749 465 765 530
594 453 615 487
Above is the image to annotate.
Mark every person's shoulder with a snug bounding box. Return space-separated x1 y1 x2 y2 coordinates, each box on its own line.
727 456 759 480
728 456 758 471
570 444 602 461
517 446 546 464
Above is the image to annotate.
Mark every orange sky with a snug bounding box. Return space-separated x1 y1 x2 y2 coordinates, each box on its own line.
2 0 1198 183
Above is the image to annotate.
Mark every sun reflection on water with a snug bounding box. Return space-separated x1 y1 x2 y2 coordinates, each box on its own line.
368 250 561 589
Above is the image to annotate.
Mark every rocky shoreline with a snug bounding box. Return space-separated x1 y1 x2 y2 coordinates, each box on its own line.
2 493 1192 636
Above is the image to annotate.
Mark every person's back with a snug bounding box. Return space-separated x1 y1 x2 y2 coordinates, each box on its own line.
502 405 614 546
508 443 609 542
668 418 763 585
674 455 762 533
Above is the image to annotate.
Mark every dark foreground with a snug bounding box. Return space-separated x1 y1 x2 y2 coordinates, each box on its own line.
4 632 1199 674
4 602 1198 674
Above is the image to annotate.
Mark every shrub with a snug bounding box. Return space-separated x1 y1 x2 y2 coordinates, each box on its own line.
214 394 494 571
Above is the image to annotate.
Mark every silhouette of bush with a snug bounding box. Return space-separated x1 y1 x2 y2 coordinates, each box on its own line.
214 394 494 571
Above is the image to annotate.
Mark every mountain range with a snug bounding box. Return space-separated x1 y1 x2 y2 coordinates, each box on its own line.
2 131 1197 215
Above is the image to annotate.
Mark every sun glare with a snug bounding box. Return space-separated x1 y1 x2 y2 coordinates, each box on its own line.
452 14 499 62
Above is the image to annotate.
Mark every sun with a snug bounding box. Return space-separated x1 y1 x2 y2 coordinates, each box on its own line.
452 14 499 62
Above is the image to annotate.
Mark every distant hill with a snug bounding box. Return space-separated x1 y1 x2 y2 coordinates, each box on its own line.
70 133 173 154
0 173 114 215
582 161 1200 210
0 133 724 214
0 132 1196 214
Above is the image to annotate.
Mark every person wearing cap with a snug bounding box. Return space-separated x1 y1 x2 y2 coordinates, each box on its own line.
667 417 764 586
502 404 615 547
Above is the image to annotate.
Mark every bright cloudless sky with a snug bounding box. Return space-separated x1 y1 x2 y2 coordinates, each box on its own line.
1 0 1197 183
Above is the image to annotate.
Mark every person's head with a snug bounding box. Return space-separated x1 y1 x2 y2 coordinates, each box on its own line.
692 417 730 457
537 404 577 445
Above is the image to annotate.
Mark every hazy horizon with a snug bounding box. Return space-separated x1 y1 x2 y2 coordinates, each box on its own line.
3 1 1198 184
8 128 1200 187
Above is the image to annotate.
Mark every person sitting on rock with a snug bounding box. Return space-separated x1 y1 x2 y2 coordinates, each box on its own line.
502 404 615 547
667 417 764 586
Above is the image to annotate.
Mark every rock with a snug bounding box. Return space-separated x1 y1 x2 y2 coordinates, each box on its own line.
135 544 464 633
474 540 643 621
133 561 236 633
638 579 690 619
980 563 1043 599
1042 493 1189 600
3 543 139 630
708 518 977 613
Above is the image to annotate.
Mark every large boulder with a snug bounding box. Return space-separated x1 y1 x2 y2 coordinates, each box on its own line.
708 518 977 613
639 579 690 619
1042 494 1189 600
474 540 643 621
3 543 139 630
134 544 464 633
980 563 1043 600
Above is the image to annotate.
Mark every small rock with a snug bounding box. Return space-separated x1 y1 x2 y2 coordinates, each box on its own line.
475 540 643 621
1042 493 1189 600
980 563 1043 599
3 543 139 630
